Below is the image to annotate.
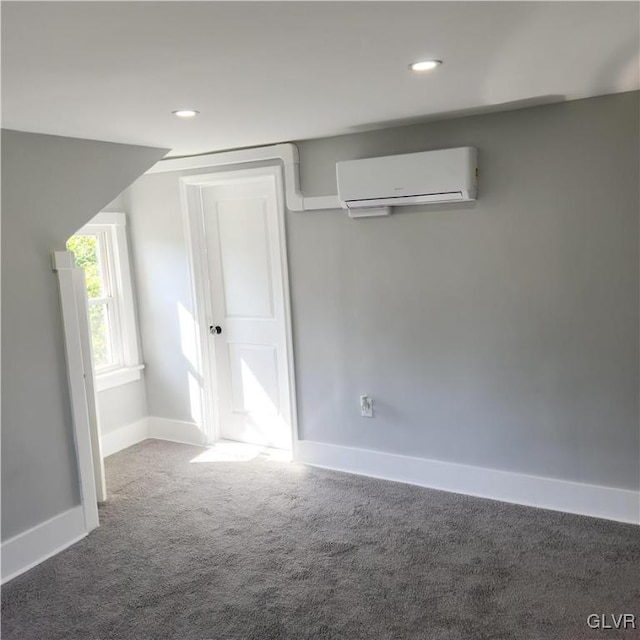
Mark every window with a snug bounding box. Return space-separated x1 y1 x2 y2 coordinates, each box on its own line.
66 212 143 391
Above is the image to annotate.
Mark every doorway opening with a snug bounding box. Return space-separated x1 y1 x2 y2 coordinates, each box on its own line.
181 165 297 452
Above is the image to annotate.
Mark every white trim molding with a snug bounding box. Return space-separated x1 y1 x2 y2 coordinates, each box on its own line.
96 364 144 392
295 440 640 525
148 417 209 447
100 418 150 458
148 143 341 212
53 251 101 529
1 506 87 584
101 417 209 458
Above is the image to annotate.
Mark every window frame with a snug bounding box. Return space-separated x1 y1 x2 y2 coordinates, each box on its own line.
71 211 144 391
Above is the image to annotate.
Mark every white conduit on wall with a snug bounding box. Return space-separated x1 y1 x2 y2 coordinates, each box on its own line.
147 143 341 212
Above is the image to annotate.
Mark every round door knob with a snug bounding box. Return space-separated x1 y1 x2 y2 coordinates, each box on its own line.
209 325 222 335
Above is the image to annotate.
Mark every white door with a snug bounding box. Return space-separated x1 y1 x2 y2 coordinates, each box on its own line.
182 167 295 450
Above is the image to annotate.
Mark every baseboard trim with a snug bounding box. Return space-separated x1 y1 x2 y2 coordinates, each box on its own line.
1 505 87 584
295 440 639 525
1 417 208 583
101 417 150 457
100 417 208 458
148 416 209 447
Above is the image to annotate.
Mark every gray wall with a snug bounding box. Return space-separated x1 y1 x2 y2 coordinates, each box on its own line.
291 91 639 490
1 130 165 540
124 91 639 491
124 172 197 424
97 379 148 435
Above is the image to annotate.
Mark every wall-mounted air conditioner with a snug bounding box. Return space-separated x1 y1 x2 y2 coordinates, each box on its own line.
336 147 478 215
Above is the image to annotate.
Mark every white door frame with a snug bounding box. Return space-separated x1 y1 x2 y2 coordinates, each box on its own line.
179 165 299 449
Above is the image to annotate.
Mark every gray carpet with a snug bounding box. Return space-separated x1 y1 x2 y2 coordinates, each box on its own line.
2 439 639 640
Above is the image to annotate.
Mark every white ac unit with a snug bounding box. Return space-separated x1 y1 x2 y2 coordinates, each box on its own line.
336 147 478 214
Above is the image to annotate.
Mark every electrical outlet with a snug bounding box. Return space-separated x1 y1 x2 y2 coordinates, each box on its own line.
360 395 373 418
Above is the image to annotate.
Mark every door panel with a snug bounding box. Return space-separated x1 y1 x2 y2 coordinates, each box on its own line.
192 170 293 449
216 197 274 319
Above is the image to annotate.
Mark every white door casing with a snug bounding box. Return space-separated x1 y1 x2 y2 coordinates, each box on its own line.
181 166 297 450
53 251 102 530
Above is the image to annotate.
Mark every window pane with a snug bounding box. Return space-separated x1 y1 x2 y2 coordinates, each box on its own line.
66 234 105 299
88 302 114 368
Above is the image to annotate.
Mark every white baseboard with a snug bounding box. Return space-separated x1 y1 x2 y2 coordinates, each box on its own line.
1 505 87 584
148 416 209 447
101 417 150 457
0 417 207 584
295 440 640 525
100 417 208 458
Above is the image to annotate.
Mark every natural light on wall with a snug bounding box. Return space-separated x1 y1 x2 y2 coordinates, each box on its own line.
177 302 200 372
177 301 207 431
188 372 203 426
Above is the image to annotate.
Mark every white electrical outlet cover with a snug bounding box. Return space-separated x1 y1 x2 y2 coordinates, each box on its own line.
360 395 373 418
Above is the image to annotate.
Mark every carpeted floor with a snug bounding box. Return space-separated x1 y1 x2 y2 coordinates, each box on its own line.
2 439 639 640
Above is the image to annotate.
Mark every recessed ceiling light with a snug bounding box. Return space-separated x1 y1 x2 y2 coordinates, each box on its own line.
409 60 442 72
172 109 199 118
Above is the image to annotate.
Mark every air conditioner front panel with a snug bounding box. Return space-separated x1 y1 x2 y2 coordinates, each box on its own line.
345 191 466 209
336 147 477 209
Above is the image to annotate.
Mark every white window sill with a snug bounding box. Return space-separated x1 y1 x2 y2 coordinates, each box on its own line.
96 365 144 392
